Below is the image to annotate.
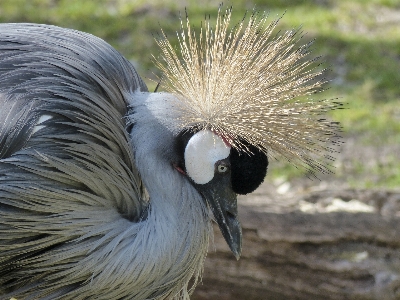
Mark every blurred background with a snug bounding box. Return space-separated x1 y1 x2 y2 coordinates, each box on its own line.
1 1 399 299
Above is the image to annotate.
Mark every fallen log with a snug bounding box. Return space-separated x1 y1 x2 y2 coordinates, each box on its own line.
193 184 400 300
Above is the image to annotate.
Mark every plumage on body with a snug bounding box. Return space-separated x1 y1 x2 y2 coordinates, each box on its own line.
0 7 341 300
0 23 211 299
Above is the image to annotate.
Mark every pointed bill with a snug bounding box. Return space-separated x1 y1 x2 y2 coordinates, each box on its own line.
193 173 242 259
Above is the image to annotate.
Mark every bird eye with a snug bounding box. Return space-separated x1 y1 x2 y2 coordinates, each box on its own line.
217 164 229 173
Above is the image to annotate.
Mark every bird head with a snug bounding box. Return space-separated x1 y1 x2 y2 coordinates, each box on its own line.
173 129 268 259
144 6 342 259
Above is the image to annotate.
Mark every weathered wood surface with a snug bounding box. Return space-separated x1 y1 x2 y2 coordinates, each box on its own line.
193 182 400 300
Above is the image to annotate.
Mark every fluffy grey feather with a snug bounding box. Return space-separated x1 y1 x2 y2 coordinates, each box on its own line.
0 24 211 299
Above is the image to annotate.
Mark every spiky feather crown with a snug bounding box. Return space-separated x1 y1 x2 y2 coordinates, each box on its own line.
153 7 342 176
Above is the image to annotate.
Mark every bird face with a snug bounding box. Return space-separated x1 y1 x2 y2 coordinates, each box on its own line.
174 130 268 259
131 90 268 258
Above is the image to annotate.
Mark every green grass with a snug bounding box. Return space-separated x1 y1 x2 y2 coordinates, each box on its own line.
0 0 399 189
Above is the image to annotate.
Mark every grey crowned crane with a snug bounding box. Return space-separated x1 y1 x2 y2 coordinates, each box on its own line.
0 7 341 300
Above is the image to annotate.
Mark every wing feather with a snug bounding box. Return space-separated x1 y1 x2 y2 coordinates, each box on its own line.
0 23 148 297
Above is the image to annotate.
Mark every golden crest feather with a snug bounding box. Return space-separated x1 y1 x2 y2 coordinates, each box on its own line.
153 6 343 176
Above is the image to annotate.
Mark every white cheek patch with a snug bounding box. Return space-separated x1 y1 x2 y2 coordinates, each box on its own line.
184 130 231 184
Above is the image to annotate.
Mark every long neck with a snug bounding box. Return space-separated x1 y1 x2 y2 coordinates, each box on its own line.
124 92 212 299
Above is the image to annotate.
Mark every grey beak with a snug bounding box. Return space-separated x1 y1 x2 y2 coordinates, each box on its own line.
194 174 242 260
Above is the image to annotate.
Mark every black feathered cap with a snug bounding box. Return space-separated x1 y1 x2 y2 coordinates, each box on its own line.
230 142 268 195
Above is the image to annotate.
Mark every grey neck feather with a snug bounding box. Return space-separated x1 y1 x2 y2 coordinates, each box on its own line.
125 90 212 299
